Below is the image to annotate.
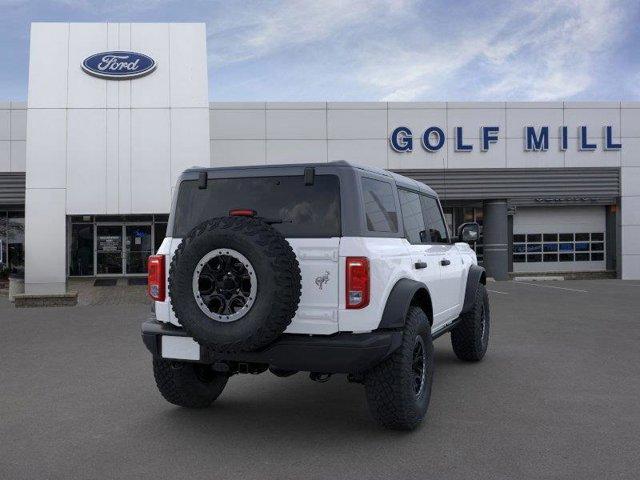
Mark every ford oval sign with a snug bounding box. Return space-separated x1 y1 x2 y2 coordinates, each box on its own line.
82 51 156 80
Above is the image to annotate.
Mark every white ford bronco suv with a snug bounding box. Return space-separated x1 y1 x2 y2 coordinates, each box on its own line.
142 161 490 430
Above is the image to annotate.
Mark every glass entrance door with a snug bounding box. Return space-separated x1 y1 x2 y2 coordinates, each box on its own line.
96 225 123 275
125 225 152 274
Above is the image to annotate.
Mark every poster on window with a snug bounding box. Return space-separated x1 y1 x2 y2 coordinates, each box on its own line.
98 235 121 252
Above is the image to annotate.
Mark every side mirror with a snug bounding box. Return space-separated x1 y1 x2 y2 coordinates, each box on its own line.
457 222 480 244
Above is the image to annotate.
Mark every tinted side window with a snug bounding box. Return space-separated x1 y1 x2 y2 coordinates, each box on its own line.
398 189 427 244
361 178 398 233
420 195 449 243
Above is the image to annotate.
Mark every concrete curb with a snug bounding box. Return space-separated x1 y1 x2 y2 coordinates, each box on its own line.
14 291 78 308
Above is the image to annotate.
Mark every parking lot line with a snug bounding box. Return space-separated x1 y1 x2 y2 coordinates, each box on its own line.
487 289 509 295
514 281 588 293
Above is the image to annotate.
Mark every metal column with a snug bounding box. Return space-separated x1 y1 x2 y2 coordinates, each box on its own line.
483 200 509 280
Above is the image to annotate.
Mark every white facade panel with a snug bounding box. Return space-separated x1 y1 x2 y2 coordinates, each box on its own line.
564 107 621 138
447 107 506 136
621 108 640 138
66 109 107 214
67 23 108 109
27 23 68 108
621 196 640 226
105 109 119 213
117 23 132 109
327 109 386 139
621 254 640 279
0 141 9 171
621 138 640 166
171 108 211 184
564 143 620 168
328 139 388 168
0 109 9 140
169 23 209 108
10 109 27 141
130 23 171 108
621 226 640 255
25 188 66 293
387 108 447 139
266 140 327 164
130 108 171 212
621 166 640 196
390 146 447 170
11 141 26 172
266 109 326 139
446 138 506 169
506 108 563 138
25 109 67 189
210 109 265 140
211 140 265 167
506 138 564 168
106 23 119 108
117 109 132 212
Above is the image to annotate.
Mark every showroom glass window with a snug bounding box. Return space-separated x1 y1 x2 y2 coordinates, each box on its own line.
0 211 25 275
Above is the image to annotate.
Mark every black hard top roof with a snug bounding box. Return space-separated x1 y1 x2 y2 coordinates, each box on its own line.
183 160 437 197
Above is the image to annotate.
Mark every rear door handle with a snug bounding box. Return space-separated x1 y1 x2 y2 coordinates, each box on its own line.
440 258 451 266
414 262 428 269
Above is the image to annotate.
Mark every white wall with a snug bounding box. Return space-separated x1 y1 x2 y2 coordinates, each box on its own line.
210 101 640 278
0 101 27 172
25 22 209 293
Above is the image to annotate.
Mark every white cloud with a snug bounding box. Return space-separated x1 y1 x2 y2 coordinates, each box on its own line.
207 0 412 66
357 0 627 101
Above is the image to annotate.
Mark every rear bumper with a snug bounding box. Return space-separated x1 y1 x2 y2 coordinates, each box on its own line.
141 319 402 374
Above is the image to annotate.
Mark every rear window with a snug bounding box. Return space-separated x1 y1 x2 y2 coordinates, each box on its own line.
172 175 341 238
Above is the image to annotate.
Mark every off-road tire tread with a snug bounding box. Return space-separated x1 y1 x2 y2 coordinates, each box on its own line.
451 283 490 361
364 307 433 430
153 359 228 408
169 216 301 352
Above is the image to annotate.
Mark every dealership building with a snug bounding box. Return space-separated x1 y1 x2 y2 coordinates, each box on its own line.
1 22 640 296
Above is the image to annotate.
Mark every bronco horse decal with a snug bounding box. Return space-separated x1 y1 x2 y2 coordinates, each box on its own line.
315 271 330 290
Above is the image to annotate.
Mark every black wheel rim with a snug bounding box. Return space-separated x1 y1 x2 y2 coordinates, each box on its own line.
412 336 427 397
192 248 257 322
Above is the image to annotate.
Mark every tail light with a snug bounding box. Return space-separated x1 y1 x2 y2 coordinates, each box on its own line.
147 255 166 301
229 209 256 217
346 257 369 309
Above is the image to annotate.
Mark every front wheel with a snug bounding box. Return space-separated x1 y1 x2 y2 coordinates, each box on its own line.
364 307 434 430
451 283 490 361
153 359 228 408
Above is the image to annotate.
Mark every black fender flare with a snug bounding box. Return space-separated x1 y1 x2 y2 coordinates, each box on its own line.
377 278 432 330
461 264 486 314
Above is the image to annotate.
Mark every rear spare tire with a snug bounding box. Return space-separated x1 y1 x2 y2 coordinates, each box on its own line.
169 216 301 352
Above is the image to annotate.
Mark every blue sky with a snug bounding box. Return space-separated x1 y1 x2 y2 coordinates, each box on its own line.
1 0 639 101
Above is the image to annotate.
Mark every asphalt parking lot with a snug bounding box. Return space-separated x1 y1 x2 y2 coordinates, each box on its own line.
1 280 640 480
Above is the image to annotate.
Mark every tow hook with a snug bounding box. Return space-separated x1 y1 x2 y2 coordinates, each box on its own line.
309 372 332 383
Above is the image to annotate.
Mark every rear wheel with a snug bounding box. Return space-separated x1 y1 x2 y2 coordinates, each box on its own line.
364 307 433 430
153 359 228 408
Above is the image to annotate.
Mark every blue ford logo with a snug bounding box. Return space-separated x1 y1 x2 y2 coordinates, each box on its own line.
82 51 156 80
